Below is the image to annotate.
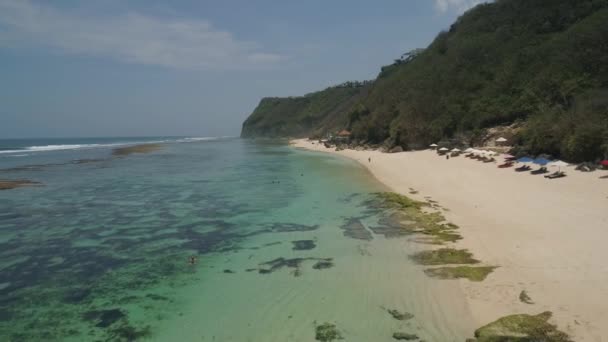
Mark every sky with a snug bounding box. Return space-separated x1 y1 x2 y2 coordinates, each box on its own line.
0 0 486 138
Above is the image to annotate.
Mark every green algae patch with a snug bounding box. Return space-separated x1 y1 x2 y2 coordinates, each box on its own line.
370 192 462 244
424 266 496 282
112 144 162 156
375 192 427 210
470 311 572 342
0 179 41 190
410 248 479 265
315 322 343 341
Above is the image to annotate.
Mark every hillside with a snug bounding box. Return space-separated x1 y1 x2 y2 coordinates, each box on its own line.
240 82 371 138
241 0 608 162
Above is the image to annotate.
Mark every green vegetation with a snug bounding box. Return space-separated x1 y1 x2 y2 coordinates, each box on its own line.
315 322 343 341
241 0 608 162
410 248 479 265
373 192 462 244
470 311 572 342
241 82 371 138
424 266 496 282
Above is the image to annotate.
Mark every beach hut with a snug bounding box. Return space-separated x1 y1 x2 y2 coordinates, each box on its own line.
335 130 352 143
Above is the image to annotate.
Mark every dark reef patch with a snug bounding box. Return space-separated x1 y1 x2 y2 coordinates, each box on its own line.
340 218 373 240
269 222 320 232
62 288 92 304
82 308 126 328
257 257 333 276
292 240 316 250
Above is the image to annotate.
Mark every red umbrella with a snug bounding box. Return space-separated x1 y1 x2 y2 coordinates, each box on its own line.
601 160 608 167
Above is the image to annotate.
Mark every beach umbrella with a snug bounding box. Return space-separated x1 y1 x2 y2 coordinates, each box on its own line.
532 158 551 166
464 148 474 153
429 144 438 147
496 137 508 143
548 160 569 171
451 148 461 152
517 157 534 163
438 147 449 151
502 154 515 159
486 151 497 156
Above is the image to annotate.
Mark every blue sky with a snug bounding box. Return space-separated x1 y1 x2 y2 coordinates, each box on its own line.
0 0 485 138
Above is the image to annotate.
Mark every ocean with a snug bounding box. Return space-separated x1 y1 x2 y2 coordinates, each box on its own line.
0 137 473 341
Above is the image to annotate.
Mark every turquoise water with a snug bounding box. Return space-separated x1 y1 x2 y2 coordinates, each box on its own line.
0 138 474 341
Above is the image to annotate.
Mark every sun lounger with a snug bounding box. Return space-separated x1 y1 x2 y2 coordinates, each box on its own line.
530 167 548 175
515 165 531 172
498 161 514 168
545 171 567 179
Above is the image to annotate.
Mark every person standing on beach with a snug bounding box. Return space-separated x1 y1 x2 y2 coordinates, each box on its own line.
368 157 371 163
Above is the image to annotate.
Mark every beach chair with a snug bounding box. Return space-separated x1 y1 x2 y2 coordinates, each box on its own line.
498 161 514 168
530 167 548 175
515 165 531 172
545 171 567 179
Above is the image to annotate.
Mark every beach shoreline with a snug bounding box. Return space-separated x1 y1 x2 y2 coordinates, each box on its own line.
291 138 608 341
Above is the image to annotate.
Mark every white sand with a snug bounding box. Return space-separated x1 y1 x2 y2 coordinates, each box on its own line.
293 138 608 341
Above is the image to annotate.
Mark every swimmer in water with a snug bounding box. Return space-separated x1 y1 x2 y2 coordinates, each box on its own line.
189 256 197 265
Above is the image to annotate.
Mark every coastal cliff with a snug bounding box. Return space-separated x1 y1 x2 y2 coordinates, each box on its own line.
241 0 608 162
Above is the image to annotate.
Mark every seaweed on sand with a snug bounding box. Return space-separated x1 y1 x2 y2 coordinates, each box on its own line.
384 308 414 321
470 311 572 342
392 332 418 340
519 290 534 304
315 322 343 341
424 266 496 282
367 192 462 244
410 248 479 265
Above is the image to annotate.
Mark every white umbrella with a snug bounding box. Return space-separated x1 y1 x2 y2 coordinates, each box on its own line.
487 151 497 156
496 137 507 143
451 148 461 152
429 144 438 147
464 148 474 153
548 160 569 171
438 147 449 151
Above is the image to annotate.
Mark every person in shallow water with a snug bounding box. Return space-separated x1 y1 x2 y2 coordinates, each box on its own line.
189 256 197 265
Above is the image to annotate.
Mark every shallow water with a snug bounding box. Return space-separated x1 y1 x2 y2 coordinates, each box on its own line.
0 138 475 341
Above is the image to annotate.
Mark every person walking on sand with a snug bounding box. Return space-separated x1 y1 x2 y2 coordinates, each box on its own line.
368 157 371 163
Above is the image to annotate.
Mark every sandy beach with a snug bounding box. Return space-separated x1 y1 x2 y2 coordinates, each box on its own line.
292 138 608 341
